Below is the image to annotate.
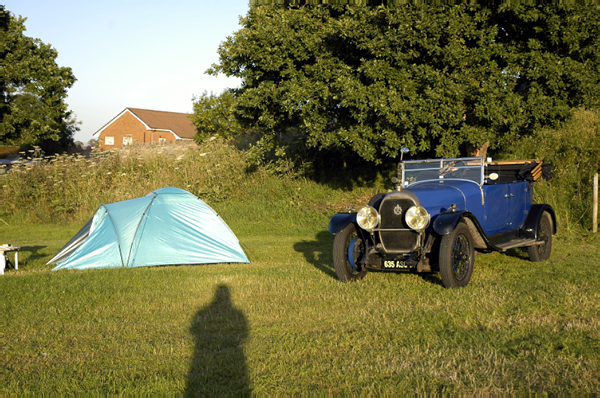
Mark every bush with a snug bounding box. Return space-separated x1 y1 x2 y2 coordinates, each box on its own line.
504 108 600 233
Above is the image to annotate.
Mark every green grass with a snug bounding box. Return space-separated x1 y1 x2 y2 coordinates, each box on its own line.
2 220 599 394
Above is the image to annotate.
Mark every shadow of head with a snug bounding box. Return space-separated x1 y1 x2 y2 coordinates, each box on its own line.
213 284 231 302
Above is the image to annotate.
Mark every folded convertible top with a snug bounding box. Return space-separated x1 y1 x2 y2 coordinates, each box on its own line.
486 159 552 184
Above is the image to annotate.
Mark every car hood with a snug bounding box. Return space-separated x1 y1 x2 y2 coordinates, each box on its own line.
405 180 483 217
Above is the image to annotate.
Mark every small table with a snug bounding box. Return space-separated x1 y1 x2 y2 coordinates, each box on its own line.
1 245 20 275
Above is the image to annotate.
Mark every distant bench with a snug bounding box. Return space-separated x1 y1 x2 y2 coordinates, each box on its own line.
1 244 20 275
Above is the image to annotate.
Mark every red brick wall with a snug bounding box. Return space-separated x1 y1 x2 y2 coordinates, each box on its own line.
97 112 177 151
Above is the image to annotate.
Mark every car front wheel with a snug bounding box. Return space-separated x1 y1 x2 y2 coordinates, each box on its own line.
439 222 474 288
333 224 367 282
528 211 553 262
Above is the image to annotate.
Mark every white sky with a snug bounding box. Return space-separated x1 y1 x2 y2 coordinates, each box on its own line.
4 0 249 143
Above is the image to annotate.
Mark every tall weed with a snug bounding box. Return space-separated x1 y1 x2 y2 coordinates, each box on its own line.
504 108 600 233
1 139 377 229
1 140 248 224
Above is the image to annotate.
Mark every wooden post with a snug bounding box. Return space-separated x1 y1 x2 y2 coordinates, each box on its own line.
593 172 598 233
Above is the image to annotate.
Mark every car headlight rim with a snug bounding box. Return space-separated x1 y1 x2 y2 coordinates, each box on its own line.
356 205 379 231
405 205 430 230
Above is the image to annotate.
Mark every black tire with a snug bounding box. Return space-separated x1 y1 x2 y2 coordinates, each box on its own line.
528 211 553 262
439 222 474 288
333 224 367 282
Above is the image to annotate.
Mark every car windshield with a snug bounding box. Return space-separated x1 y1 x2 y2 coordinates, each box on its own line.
402 157 484 186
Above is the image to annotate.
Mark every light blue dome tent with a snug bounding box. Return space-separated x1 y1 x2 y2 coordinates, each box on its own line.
48 187 249 270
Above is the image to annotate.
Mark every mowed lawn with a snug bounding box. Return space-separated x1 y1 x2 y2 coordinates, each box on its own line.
2 221 599 394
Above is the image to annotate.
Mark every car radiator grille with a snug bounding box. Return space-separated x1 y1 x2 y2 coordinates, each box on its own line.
378 197 419 252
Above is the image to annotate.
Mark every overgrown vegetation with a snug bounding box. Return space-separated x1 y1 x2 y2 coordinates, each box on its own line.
0 139 380 230
506 108 600 233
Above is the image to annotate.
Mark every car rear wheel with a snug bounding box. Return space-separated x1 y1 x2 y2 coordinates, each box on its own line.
333 224 367 282
528 211 553 262
439 222 474 288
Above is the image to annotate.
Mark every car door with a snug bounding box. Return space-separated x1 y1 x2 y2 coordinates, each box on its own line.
482 184 509 236
506 181 531 230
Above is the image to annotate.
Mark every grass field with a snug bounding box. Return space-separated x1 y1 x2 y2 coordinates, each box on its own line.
2 214 599 393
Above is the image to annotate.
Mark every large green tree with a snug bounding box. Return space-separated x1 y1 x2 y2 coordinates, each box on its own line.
1 6 78 152
208 4 599 170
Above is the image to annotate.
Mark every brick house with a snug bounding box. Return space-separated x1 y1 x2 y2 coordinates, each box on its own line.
94 108 197 150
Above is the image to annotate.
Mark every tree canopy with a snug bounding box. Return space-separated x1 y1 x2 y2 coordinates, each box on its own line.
191 90 243 142
207 3 599 170
1 6 78 152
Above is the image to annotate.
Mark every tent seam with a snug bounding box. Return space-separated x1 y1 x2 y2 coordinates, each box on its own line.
126 192 158 267
103 205 127 267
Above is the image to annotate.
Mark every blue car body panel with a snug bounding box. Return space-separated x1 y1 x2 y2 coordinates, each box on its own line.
481 180 531 235
408 179 532 236
407 180 484 227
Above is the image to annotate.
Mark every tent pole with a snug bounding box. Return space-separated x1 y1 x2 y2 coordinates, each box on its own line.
125 193 159 267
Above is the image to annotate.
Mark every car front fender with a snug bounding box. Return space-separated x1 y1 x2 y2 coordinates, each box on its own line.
328 213 357 234
433 210 495 251
432 210 469 235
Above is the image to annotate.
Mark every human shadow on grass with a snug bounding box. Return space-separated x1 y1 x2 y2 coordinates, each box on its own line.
185 284 250 396
293 230 337 280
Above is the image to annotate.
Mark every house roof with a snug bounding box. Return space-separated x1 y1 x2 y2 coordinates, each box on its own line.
94 108 197 140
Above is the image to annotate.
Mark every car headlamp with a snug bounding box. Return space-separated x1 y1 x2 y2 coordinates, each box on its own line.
405 206 430 230
356 206 379 231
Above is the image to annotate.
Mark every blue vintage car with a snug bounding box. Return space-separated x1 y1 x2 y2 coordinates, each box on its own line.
328 150 556 288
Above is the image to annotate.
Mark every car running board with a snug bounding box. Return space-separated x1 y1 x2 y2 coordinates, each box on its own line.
495 238 540 251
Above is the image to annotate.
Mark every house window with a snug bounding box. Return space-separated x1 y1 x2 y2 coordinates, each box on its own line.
159 138 167 145
123 136 133 146
105 136 114 145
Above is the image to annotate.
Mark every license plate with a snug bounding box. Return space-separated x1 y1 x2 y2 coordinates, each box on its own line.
383 260 408 269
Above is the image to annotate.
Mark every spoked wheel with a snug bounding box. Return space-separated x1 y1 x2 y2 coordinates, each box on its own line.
439 222 474 288
333 224 367 282
528 211 553 262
